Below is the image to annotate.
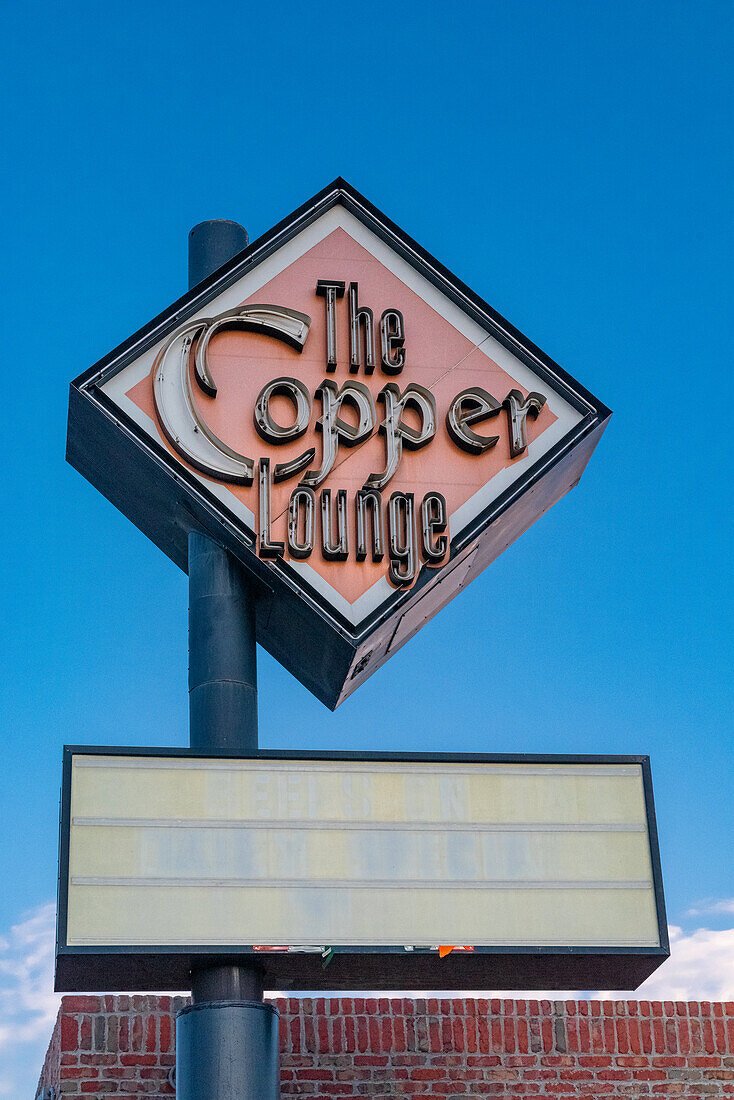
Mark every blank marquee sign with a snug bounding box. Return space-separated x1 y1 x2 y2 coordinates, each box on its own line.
56 749 668 991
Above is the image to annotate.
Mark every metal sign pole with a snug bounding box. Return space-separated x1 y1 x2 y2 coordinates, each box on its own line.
176 220 280 1100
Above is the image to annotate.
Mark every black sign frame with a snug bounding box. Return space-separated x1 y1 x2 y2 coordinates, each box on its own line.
67 179 611 710
56 745 668 993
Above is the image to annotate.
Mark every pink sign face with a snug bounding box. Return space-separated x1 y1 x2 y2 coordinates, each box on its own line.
83 182 608 706
123 225 558 610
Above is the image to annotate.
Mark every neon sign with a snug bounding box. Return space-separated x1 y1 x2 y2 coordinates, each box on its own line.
153 285 547 586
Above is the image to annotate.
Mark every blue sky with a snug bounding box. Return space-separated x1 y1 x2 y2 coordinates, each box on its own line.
1 0 732 1094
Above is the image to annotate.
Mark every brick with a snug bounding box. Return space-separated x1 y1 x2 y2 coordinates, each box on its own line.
368 1015 381 1051
331 1014 344 1053
60 1015 78 1052
627 1016 641 1054
63 996 102 1014
78 1015 92 1051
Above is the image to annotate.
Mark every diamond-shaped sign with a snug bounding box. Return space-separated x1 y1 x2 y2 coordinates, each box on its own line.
68 180 610 708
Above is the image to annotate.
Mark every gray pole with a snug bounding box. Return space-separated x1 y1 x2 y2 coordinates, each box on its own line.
177 220 280 1100
189 531 258 752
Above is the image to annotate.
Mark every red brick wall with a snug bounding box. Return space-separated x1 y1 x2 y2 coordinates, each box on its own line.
38 995 734 1097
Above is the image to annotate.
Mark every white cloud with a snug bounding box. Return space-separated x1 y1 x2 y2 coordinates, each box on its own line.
687 897 734 918
0 901 60 1098
0 901 60 1051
